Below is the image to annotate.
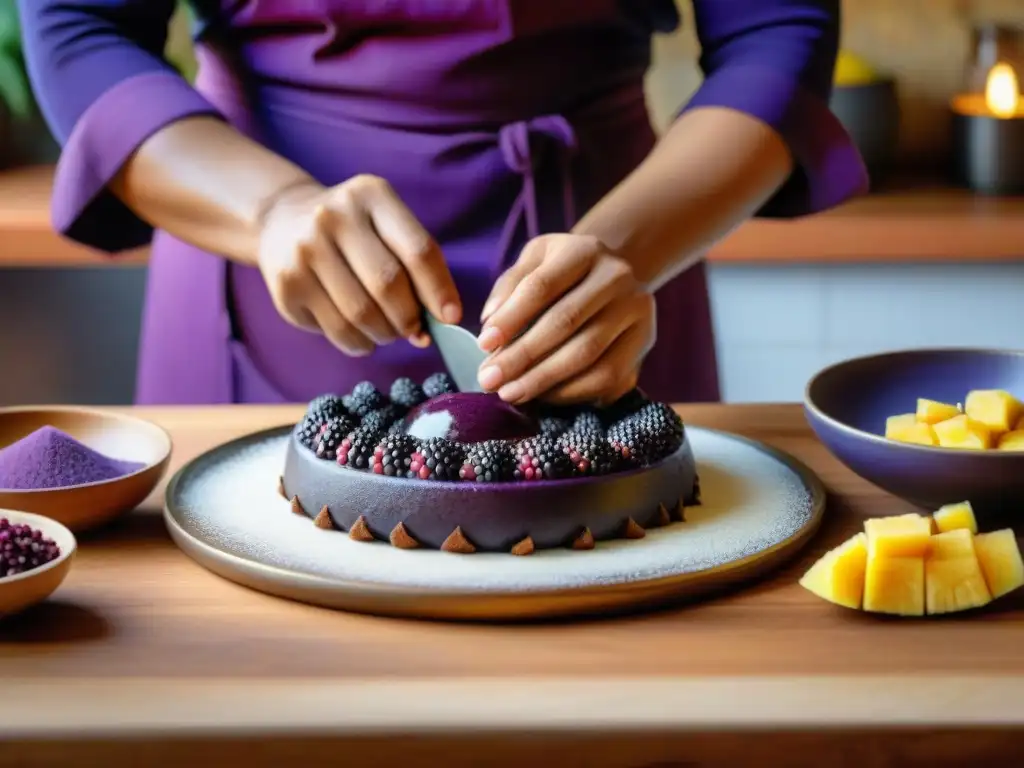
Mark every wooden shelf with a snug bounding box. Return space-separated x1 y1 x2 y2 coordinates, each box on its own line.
0 166 1022 267
0 166 146 267
711 179 1024 264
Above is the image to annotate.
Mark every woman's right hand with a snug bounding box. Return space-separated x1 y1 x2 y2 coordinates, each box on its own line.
256 175 462 356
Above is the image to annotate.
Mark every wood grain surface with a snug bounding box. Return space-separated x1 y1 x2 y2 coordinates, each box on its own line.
2 166 1023 266
2 403 1024 766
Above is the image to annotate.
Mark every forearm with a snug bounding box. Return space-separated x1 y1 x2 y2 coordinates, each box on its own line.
110 116 317 264
573 106 793 291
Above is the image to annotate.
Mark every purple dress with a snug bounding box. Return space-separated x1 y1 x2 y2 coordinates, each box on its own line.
20 0 867 406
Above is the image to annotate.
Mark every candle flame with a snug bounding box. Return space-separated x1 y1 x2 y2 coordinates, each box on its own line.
985 62 1020 118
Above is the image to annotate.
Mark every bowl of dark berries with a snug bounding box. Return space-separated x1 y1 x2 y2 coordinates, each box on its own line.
0 406 172 532
280 373 700 555
0 509 76 618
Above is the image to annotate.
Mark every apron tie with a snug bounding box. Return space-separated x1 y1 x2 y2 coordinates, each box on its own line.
496 114 578 269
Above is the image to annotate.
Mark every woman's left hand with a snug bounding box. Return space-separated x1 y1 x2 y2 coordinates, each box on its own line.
476 234 656 406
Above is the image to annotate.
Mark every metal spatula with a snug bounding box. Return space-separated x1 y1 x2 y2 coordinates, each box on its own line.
422 312 488 393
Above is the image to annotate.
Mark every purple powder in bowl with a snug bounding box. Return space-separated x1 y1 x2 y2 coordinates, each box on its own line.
0 426 146 490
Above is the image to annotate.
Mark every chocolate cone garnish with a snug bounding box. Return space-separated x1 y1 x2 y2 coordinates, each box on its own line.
623 517 646 539
674 499 687 522
290 496 304 516
349 515 374 542
313 505 333 530
441 526 476 554
511 536 535 556
657 503 672 527
390 522 420 549
571 528 595 550
692 475 702 505
277 475 287 499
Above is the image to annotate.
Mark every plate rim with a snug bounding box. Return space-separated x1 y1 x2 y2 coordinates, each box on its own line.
162 424 826 619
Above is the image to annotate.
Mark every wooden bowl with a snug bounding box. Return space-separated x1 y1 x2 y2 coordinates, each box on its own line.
0 406 172 532
0 509 76 617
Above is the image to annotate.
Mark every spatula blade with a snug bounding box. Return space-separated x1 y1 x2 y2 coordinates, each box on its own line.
423 312 488 393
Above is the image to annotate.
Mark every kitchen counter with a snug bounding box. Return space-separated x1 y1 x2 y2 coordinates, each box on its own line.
2 405 1024 766
2 166 1023 266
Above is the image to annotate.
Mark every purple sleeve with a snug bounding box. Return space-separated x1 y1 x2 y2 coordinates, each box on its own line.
685 0 869 218
18 0 223 252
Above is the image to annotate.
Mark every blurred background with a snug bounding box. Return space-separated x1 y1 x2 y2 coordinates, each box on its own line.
0 0 1022 405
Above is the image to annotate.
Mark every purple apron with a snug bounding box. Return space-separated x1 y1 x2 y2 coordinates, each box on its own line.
30 1 867 406
137 0 719 405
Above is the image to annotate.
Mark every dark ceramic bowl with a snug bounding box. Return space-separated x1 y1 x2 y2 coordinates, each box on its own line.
830 79 900 187
804 348 1024 516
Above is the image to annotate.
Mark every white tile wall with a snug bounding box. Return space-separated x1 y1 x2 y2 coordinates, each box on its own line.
708 263 1024 403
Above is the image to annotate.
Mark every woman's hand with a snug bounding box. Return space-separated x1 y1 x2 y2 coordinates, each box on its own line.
257 175 462 356
476 234 655 406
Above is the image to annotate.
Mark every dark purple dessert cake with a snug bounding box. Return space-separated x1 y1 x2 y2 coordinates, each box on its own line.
281 374 700 554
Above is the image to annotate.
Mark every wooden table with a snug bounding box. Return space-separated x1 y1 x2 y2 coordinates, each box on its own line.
2 404 1023 767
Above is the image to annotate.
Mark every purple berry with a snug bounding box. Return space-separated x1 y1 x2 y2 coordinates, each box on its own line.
0 517 61 578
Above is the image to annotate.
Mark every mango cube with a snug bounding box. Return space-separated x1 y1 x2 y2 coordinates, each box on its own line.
964 389 1022 434
864 513 933 557
933 414 992 450
798 533 868 609
997 430 1024 452
885 414 937 446
924 529 992 615
916 398 961 425
932 501 977 535
974 529 1024 599
864 548 925 616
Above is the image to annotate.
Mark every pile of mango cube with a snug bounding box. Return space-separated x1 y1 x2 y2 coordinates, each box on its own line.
800 501 1024 616
886 390 1024 450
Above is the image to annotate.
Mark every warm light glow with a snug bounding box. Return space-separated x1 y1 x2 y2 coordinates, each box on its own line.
985 62 1020 118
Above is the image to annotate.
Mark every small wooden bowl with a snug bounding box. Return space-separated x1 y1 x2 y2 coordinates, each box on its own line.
0 407 172 532
0 509 76 617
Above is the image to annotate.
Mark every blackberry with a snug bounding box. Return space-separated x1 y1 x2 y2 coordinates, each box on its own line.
422 372 455 398
372 434 421 477
389 377 426 408
570 410 605 437
460 440 515 483
632 402 684 461
337 426 379 470
410 437 465 481
315 415 357 460
606 419 647 467
559 431 619 476
514 436 574 481
343 380 386 418
296 413 325 450
538 416 572 438
306 393 346 422
361 404 404 435
388 419 407 435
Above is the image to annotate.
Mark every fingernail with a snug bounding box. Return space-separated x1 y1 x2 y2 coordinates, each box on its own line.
498 381 524 403
480 299 497 322
408 332 431 348
477 326 502 353
442 302 461 324
478 365 503 391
